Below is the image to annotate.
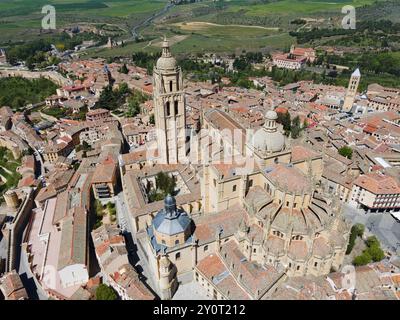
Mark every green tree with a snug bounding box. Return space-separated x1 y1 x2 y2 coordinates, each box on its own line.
353 251 372 266
354 223 365 237
279 112 291 136
95 284 117 300
346 224 364 254
338 146 353 159
119 63 129 74
291 116 301 139
149 114 155 125
366 236 379 247
156 172 176 196
95 200 104 218
368 244 385 262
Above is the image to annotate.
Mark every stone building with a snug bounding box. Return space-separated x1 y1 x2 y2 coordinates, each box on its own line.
342 68 361 112
153 37 187 164
131 40 351 300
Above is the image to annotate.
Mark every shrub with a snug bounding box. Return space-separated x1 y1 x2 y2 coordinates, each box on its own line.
354 223 365 237
346 224 362 254
368 244 385 262
366 236 379 248
95 284 117 300
353 251 372 266
338 146 353 159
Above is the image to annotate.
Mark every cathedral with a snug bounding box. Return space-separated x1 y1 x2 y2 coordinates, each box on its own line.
134 38 351 300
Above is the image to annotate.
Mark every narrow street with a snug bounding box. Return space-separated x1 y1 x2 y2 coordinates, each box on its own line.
115 191 160 297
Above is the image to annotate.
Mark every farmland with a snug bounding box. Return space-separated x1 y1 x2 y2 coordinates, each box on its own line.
0 0 396 56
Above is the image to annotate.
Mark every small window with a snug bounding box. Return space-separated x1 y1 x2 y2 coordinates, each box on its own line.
248 180 253 187
289 263 292 268
253 248 256 253
175 252 181 260
204 245 208 252
314 262 318 267
286 201 289 207
233 185 237 192
175 239 179 245
162 240 166 245
166 101 170 116
297 266 300 271
169 81 173 92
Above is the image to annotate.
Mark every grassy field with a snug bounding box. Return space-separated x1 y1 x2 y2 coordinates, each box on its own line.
0 0 395 56
0 147 22 203
0 0 167 42
225 0 384 15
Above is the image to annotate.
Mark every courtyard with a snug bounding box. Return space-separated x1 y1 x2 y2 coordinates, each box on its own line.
343 203 400 255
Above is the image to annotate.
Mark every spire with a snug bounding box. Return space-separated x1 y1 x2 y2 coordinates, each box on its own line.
352 68 361 78
162 36 171 58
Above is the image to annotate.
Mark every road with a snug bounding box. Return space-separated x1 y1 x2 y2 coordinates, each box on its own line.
115 191 159 296
343 204 400 255
131 2 174 40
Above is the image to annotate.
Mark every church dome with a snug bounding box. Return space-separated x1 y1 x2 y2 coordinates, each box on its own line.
156 56 177 71
153 195 192 237
266 110 278 120
156 37 177 71
252 129 285 153
252 110 285 153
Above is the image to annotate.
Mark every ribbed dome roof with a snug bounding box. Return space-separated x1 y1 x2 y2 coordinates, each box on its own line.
252 110 285 153
252 129 285 153
153 195 192 236
266 110 278 120
156 56 177 70
156 37 177 71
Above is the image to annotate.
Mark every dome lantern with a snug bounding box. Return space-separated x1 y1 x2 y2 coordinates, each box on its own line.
156 36 177 71
251 109 285 153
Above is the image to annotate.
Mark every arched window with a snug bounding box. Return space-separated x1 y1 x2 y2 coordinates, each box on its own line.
175 252 181 260
166 101 170 116
204 245 208 252
169 81 173 92
232 185 237 192
175 239 179 245
174 100 179 115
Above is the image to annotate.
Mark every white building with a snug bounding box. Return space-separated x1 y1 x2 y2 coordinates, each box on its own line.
348 172 400 213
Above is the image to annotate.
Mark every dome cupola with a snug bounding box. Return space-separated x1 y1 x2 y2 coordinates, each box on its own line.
156 37 177 71
252 109 285 153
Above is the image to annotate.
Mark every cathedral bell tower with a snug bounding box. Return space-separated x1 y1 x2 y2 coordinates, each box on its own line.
342 68 361 113
153 37 187 164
